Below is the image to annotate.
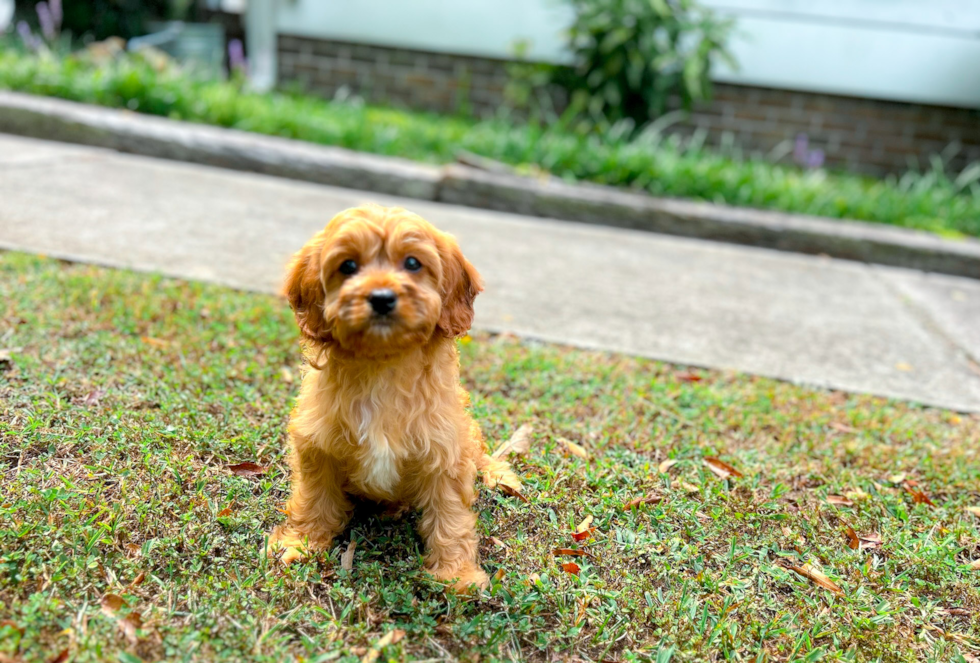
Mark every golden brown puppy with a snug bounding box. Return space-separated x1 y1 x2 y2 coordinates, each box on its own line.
267 204 520 591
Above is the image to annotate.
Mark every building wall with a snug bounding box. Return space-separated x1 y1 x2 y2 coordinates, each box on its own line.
278 34 980 176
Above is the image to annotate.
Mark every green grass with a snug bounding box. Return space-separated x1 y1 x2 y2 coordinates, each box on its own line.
2 46 980 239
2 252 980 662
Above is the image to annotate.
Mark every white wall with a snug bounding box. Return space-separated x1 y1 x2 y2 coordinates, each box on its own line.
275 0 980 108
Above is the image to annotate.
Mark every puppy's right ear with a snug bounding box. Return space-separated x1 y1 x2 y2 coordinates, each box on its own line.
282 234 331 344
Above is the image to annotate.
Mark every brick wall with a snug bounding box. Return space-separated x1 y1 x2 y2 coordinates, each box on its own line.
278 34 980 176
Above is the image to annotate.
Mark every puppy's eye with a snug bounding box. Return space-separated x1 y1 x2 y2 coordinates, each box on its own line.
338 259 358 275
404 256 422 272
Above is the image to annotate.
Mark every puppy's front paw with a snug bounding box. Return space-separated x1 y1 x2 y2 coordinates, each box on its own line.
429 563 490 593
266 526 324 565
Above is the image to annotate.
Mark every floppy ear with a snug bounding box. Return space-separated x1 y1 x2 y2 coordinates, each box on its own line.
282 233 332 345
437 234 483 338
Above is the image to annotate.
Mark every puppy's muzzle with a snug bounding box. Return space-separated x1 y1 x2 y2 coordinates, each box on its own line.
368 288 397 316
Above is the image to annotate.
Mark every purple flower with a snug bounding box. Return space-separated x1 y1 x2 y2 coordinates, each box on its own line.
36 1 55 40
793 133 824 170
16 20 41 50
806 149 825 169
228 38 247 73
49 0 63 29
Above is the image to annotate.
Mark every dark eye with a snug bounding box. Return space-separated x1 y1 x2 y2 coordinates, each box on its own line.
338 259 358 275
404 256 422 272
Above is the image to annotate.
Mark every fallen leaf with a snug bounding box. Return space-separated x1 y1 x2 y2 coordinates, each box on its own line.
623 494 663 510
227 462 267 477
527 572 541 585
47 650 69 663
572 527 597 542
118 611 142 645
888 473 907 484
125 543 141 557
844 527 882 551
100 593 127 618
658 459 679 474
217 507 233 517
497 476 529 502
845 489 870 502
553 548 593 558
341 540 356 571
676 372 702 383
575 515 594 533
826 495 854 507
492 568 505 581
140 336 171 349
489 536 508 549
679 481 701 494
361 629 406 663
966 506 980 518
945 607 971 616
127 571 146 588
492 424 534 459
829 422 857 434
558 437 589 460
560 562 581 575
77 389 106 407
904 482 935 506
280 367 294 383
969 560 980 571
703 457 743 479
781 561 844 595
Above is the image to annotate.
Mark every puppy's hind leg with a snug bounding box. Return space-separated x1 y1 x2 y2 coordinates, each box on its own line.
268 441 352 565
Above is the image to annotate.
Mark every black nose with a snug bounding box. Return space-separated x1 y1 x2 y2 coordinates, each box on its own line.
368 289 397 315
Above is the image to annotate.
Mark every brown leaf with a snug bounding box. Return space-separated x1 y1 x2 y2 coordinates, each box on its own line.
492 424 534 459
572 527 596 542
492 568 505 581
140 336 171 349
125 543 141 557
118 612 142 646
361 629 406 663
623 494 663 510
553 548 593 559
904 482 935 506
489 536 508 549
658 459 679 474
498 481 529 503
843 527 880 551
558 437 589 460
781 561 844 595
100 593 127 618
844 526 860 550
560 562 581 575
217 507 233 518
77 389 106 407
826 495 855 507
575 515 594 533
47 650 69 663
703 457 743 479
127 571 146 589
966 506 980 518
227 462 267 477
969 559 980 571
341 540 356 571
676 372 703 383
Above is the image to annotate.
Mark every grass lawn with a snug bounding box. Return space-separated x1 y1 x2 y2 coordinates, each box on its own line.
3 46 980 239
2 251 979 662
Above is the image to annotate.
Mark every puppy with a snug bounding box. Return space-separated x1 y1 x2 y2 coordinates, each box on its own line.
267 204 520 591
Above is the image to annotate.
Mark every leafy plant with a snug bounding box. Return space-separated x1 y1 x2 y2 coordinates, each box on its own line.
560 0 735 128
1 46 980 238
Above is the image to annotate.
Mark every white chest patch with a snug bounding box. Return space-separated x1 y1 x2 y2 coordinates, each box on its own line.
357 402 400 494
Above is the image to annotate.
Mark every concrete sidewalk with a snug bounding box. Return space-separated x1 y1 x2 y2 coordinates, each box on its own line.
2 132 980 411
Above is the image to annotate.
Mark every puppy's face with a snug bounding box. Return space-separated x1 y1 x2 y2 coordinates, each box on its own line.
284 206 482 356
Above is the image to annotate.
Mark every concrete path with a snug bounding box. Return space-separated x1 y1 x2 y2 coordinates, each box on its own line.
2 133 979 411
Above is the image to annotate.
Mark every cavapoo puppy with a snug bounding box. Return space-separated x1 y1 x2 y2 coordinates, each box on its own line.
267 204 519 591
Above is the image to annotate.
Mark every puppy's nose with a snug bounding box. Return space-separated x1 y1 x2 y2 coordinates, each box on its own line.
368 289 397 315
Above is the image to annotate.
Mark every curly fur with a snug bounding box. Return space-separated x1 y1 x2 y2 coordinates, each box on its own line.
267 204 520 591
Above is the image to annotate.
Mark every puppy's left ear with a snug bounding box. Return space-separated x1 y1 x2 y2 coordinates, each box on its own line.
437 234 483 338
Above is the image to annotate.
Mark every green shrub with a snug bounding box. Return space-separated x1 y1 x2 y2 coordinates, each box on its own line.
1 46 979 238
559 0 735 128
